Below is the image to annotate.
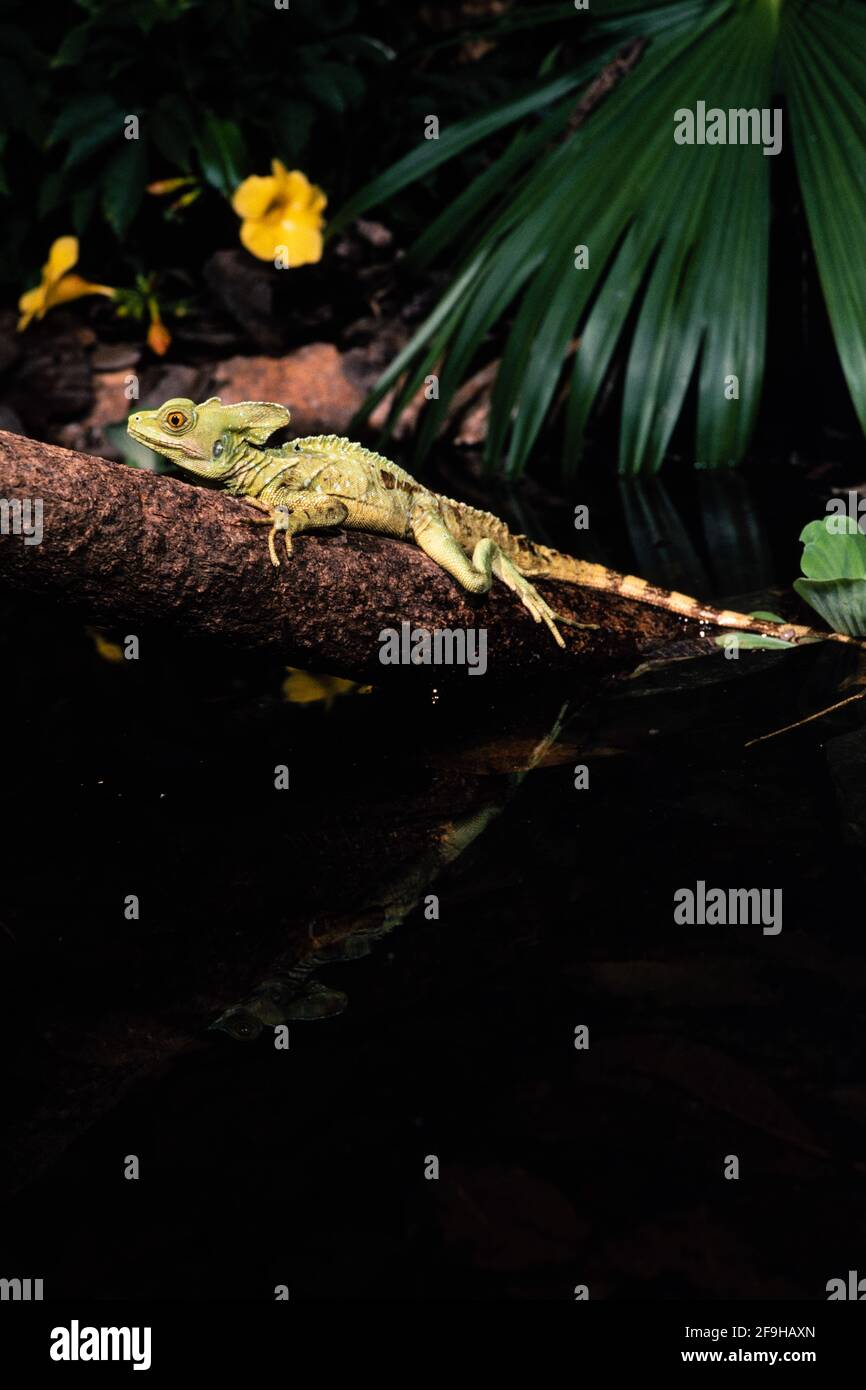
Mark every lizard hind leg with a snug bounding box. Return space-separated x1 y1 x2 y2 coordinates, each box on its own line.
482 542 566 648
411 509 565 648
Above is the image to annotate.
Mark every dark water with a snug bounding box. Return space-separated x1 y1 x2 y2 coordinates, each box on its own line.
2 469 866 1301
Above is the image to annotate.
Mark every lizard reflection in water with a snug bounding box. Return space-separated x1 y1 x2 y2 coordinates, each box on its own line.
212 701 573 1040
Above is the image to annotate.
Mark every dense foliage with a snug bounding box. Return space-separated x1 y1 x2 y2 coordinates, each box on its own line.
340 0 866 476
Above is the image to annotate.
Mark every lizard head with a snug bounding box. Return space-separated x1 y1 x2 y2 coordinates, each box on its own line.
127 397 292 479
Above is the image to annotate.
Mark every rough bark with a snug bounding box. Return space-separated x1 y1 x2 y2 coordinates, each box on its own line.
0 428 685 682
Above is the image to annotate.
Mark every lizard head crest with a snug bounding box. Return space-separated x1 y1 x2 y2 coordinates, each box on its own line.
127 397 291 477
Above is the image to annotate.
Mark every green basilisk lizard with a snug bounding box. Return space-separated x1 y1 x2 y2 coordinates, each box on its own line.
127 397 843 650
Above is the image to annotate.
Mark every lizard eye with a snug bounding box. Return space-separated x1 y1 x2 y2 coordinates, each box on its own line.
165 410 188 430
213 439 224 458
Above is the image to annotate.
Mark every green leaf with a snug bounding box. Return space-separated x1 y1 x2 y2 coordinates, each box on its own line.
51 23 92 68
337 0 866 479
713 632 796 650
794 517 866 636
49 91 119 147
101 139 147 237
47 88 124 178
195 115 247 197
151 94 198 170
328 70 588 236
793 578 866 637
302 61 365 114
798 517 866 581
273 100 315 162
782 3 866 442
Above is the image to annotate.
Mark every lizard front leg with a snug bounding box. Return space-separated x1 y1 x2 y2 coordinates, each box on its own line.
267 493 350 567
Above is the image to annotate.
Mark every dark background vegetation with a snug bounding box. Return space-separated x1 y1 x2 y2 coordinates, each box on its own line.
0 0 565 284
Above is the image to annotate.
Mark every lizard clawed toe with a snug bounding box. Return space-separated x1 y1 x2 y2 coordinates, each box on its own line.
268 506 294 567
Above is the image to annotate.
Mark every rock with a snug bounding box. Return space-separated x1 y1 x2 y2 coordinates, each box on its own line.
90 342 141 372
52 421 119 459
0 405 24 435
212 345 365 434
5 317 92 424
80 364 208 434
57 364 211 460
138 364 208 408
203 250 282 352
82 371 136 430
355 219 393 248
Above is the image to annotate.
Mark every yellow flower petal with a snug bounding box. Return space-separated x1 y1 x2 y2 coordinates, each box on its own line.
47 274 115 309
239 219 283 261
235 164 326 266
282 169 311 200
17 285 46 330
17 238 114 331
232 173 279 221
277 220 324 267
45 236 80 286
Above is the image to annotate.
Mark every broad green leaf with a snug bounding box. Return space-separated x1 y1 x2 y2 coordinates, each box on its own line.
793 578 866 637
798 517 866 581
51 23 91 68
102 140 147 238
49 92 120 146
782 4 866 438
195 115 247 197
151 94 198 170
794 517 866 635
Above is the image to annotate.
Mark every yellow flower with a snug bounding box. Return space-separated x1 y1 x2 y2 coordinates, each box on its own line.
17 236 115 331
232 160 326 265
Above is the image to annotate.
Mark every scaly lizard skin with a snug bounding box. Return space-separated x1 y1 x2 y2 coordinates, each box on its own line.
127 397 842 649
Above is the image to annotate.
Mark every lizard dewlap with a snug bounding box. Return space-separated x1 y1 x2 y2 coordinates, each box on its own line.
128 397 843 650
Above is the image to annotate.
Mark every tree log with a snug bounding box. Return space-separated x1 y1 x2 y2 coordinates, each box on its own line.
0 428 687 682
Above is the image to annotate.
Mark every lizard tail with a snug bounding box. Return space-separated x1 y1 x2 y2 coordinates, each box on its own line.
437 498 851 647
530 550 845 645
